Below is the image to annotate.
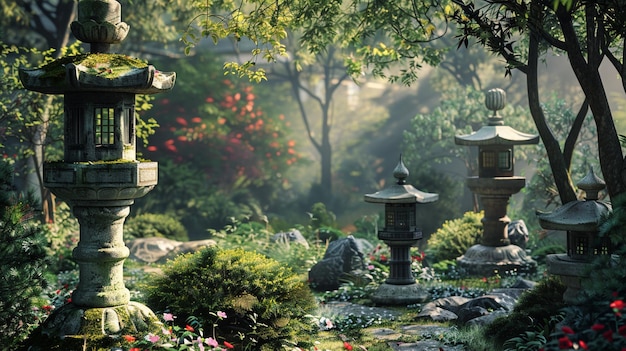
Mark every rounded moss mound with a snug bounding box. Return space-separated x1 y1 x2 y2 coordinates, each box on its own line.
144 247 318 350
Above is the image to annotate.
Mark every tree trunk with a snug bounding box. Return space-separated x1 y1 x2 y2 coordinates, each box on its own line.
527 2 577 204
556 5 626 198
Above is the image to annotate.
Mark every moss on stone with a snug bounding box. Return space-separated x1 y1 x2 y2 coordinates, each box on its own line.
39 53 148 79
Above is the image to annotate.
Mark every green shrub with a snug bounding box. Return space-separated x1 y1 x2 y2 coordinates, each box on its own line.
144 247 317 350
0 160 49 348
484 276 566 347
426 211 483 262
124 213 188 242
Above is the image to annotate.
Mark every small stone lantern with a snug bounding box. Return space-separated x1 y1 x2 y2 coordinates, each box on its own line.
537 169 612 303
454 88 539 276
19 0 175 345
364 156 438 304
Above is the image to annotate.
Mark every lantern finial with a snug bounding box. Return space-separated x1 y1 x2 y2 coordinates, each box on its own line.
577 167 605 201
393 155 409 185
485 88 506 126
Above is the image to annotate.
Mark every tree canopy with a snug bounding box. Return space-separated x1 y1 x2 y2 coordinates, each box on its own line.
188 0 626 204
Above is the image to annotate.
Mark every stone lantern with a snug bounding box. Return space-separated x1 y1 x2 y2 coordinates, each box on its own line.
454 88 539 276
537 169 612 303
364 156 438 304
19 0 175 345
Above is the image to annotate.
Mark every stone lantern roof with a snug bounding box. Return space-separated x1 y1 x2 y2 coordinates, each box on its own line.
364 156 438 204
537 168 611 231
19 0 175 95
455 88 539 146
19 54 175 95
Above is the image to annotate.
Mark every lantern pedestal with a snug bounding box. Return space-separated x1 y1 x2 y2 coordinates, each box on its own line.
457 244 537 276
546 254 592 304
39 302 160 339
371 283 429 305
457 177 537 276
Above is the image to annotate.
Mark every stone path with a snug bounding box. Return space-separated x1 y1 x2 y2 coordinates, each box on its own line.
324 301 467 350
369 324 467 350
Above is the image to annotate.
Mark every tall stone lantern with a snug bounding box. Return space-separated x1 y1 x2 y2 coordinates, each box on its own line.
537 169 612 303
454 88 539 276
364 157 438 304
19 0 175 345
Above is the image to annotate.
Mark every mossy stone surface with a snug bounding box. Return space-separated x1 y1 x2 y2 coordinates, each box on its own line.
21 302 161 351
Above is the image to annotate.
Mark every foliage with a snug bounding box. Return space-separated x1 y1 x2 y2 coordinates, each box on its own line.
0 159 49 348
533 193 626 349
308 202 337 230
426 211 483 262
133 159 260 236
183 0 447 83
485 276 566 348
134 54 299 233
144 247 318 350
44 202 78 273
124 213 189 242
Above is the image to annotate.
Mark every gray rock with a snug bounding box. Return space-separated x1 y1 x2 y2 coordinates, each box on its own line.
458 293 517 313
271 229 309 248
417 306 459 322
128 237 182 263
421 296 471 315
128 237 217 263
308 236 366 291
158 239 217 263
508 220 529 249
457 306 490 324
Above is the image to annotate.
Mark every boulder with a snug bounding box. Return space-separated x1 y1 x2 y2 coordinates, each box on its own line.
271 229 309 248
128 237 181 263
308 236 366 291
127 237 216 264
508 220 529 249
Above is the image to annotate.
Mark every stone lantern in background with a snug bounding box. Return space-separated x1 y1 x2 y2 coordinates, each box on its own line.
454 88 539 276
537 169 612 303
19 0 175 344
364 156 438 304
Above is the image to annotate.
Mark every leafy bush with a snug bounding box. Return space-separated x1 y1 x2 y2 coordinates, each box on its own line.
124 212 188 242
485 276 566 348
0 160 49 348
144 247 317 350
426 211 483 262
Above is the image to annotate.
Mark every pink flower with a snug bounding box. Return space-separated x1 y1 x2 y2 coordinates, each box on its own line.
145 333 160 343
163 313 175 322
217 311 227 319
207 337 219 347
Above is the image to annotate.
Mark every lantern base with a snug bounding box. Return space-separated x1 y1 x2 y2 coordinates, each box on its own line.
546 253 592 304
371 282 430 305
457 244 537 276
22 301 162 350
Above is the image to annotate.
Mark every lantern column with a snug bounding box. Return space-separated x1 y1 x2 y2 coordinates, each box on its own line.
454 88 538 276
365 157 438 305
